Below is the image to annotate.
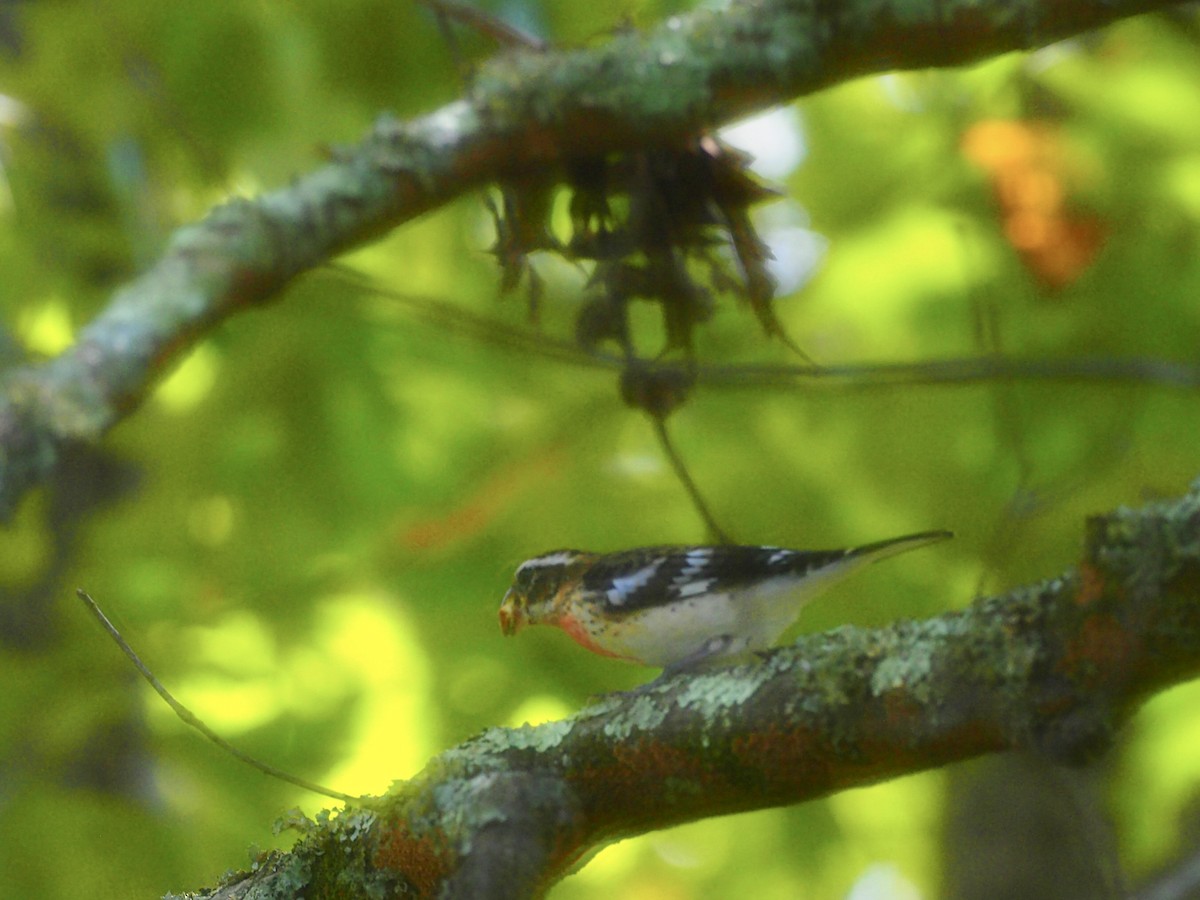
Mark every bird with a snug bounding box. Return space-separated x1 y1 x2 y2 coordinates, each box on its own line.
498 530 952 679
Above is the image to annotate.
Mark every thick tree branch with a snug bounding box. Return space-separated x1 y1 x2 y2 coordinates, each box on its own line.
179 478 1200 899
0 0 1189 518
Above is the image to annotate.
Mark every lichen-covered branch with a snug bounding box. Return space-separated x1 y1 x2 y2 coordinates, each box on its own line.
178 478 1200 899
0 0 1189 518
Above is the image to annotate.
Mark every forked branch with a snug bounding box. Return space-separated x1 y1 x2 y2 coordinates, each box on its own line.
0 0 1190 518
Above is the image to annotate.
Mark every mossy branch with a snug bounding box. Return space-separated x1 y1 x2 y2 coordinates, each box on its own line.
0 0 1189 518
175 477 1200 899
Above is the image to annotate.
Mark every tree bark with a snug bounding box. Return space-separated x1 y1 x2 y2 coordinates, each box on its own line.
175 478 1200 898
0 0 1190 517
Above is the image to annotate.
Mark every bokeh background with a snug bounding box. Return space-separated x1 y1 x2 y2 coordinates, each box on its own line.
2 2 1200 898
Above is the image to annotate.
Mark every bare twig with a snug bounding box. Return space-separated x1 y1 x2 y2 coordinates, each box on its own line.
0 0 1188 519
182 477 1200 897
76 589 357 805
649 415 735 544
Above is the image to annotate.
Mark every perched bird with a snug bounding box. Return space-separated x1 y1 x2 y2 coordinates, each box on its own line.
499 530 952 678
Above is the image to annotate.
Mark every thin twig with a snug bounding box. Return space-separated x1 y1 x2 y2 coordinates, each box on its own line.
649 416 735 544
76 589 358 805
330 270 1200 393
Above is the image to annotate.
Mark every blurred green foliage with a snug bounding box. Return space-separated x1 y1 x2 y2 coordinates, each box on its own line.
1 2 1199 898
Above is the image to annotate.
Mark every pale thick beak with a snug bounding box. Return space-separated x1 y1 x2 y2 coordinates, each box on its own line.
499 590 525 636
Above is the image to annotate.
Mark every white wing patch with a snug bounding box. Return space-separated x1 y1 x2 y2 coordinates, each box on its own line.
676 578 716 598
767 548 793 565
675 547 714 582
606 560 663 606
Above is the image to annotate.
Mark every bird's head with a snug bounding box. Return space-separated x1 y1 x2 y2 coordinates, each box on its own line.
498 549 592 636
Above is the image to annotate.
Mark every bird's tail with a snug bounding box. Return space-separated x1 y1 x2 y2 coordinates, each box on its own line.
852 529 953 563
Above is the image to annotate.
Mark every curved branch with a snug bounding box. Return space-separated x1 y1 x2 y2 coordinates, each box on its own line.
0 0 1187 518
187 477 1200 898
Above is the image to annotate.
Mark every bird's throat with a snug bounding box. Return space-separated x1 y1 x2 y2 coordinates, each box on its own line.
555 612 625 660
